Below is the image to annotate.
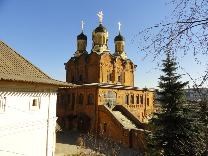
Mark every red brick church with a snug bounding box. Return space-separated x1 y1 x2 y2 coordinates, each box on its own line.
57 11 154 150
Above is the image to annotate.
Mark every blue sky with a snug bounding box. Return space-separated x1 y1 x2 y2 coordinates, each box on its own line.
0 0 200 88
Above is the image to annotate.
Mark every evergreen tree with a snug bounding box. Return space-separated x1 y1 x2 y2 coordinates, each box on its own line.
148 52 204 155
199 100 208 155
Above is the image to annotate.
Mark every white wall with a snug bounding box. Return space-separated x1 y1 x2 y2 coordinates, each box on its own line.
0 91 57 156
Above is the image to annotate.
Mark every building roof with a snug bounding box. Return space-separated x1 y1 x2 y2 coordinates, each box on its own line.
74 82 154 91
77 32 87 40
114 33 125 42
94 24 107 33
0 41 71 86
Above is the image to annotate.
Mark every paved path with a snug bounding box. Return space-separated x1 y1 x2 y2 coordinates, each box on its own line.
55 131 142 156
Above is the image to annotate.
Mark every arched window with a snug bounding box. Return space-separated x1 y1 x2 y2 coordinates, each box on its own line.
130 95 134 104
118 75 121 82
136 95 139 104
88 94 94 105
147 98 149 106
103 123 107 133
123 72 125 83
107 73 112 82
32 99 38 106
125 95 129 105
140 95 143 104
78 94 84 105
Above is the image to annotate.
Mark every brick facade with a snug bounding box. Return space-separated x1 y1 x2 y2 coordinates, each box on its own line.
57 19 154 151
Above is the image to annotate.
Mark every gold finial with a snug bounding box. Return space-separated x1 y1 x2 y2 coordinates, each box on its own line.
118 22 121 32
97 11 104 24
81 20 84 32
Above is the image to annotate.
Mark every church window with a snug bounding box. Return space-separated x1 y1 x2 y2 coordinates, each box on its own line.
136 95 139 104
118 75 121 82
103 123 107 133
147 98 149 106
30 97 40 110
88 94 94 105
32 99 38 107
107 73 112 82
140 95 144 104
125 95 129 105
79 75 83 82
78 94 84 105
0 97 6 112
130 95 134 104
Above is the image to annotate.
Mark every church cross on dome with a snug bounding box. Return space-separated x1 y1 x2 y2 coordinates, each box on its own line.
118 22 121 33
97 11 104 24
81 20 84 32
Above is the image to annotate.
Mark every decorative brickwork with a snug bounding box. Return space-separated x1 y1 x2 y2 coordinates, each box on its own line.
57 16 154 151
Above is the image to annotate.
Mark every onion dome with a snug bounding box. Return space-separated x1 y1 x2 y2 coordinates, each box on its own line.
77 32 87 40
94 24 107 33
114 33 125 42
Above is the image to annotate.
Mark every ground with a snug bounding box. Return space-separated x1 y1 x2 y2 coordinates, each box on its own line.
55 131 143 156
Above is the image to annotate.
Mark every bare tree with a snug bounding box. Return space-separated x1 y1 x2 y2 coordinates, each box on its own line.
137 0 208 154
138 0 208 62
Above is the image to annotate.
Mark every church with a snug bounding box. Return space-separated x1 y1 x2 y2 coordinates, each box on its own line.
57 11 154 150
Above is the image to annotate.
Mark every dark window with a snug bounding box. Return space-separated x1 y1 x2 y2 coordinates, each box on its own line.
136 95 139 104
140 95 143 104
125 95 129 104
32 99 38 106
109 73 112 81
88 94 94 105
118 75 121 82
130 95 134 104
79 75 83 82
147 98 149 106
107 73 112 82
79 94 84 105
103 123 107 133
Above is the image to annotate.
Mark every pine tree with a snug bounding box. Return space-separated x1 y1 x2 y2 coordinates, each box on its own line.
199 100 208 155
148 52 204 155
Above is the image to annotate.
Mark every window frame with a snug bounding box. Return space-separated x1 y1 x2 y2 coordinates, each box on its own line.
87 94 94 105
78 93 84 105
130 95 134 104
30 97 40 111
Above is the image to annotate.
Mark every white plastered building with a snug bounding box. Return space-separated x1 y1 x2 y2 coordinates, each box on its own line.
0 41 70 156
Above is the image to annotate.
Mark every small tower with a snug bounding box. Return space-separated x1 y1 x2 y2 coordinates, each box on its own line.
114 22 127 59
92 11 109 53
75 21 87 57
